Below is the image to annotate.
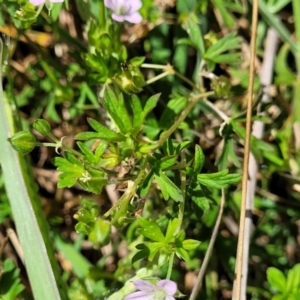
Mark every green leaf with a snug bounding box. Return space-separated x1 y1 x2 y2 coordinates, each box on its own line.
267 267 287 293
159 96 186 129
132 247 150 264
186 14 205 56
256 0 298 53
192 196 210 213
100 87 132 134
204 32 241 61
88 219 111 245
231 120 284 165
175 247 190 262
286 264 300 293
146 242 164 261
78 169 108 194
164 218 180 243
86 118 126 142
53 153 83 175
54 234 92 279
57 173 77 188
77 142 95 163
159 155 178 170
216 136 241 170
139 170 154 197
142 94 160 121
194 145 205 174
182 239 201 250
131 95 144 128
155 169 183 201
162 139 175 156
175 141 191 153
275 43 296 85
130 56 146 66
0 259 24 300
138 218 165 242
197 170 241 189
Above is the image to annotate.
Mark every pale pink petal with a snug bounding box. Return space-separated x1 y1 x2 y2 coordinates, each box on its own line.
128 0 142 13
165 296 176 300
123 12 142 23
111 13 126 22
29 0 45 5
124 291 154 300
157 280 177 296
133 280 157 292
104 0 114 10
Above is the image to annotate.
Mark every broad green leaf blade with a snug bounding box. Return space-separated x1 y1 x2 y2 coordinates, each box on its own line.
131 95 143 128
101 87 132 134
204 32 241 60
139 170 154 197
164 218 180 243
54 234 91 279
75 130 125 142
155 169 183 202
132 249 150 264
186 14 205 56
175 247 190 262
159 155 178 170
147 242 164 261
0 78 65 299
138 217 165 242
194 145 205 174
84 118 126 142
267 267 287 293
286 264 300 293
275 43 296 85
182 239 201 250
216 136 240 170
142 94 160 120
197 171 241 189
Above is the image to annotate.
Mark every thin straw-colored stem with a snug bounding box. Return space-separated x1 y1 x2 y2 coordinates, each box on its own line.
240 28 279 300
233 0 259 299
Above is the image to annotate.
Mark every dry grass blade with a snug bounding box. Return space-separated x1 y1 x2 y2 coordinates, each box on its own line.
233 0 259 299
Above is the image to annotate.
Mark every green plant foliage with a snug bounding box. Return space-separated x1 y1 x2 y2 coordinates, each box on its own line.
0 259 24 300
2 0 300 298
267 264 300 299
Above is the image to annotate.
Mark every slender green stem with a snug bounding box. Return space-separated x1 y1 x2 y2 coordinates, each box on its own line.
103 157 148 218
166 252 175 279
36 142 57 147
47 132 60 143
141 63 167 69
98 0 106 31
156 91 215 148
146 71 170 84
61 144 83 157
174 70 198 90
36 137 83 157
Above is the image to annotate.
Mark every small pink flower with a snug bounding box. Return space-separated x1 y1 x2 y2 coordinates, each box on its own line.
124 279 177 300
29 0 63 6
104 0 142 24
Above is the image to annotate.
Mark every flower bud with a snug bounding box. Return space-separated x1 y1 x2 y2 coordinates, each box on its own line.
33 119 51 135
8 131 36 155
